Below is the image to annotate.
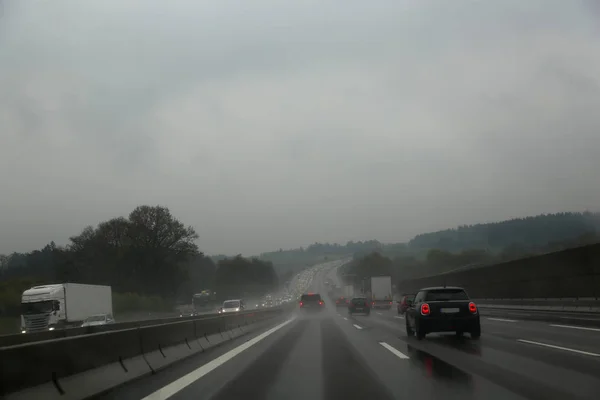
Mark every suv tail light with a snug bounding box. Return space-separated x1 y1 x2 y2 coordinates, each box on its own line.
421 303 430 316
299 301 304 307
389 301 392 305
319 300 324 306
469 302 477 314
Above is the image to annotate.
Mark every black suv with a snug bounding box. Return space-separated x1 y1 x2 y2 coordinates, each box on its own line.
348 297 370 315
299 293 325 311
405 287 480 340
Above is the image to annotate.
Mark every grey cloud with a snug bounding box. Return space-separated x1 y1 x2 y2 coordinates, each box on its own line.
1 0 599 255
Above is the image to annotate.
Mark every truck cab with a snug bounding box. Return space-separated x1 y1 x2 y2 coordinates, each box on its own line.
21 284 65 333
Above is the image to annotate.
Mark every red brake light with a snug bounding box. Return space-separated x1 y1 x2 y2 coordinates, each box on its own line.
421 303 430 316
299 301 304 307
469 302 477 314
372 302 375 305
319 300 324 306
389 302 392 305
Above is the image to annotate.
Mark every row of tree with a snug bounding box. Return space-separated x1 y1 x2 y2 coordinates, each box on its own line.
408 212 600 251
0 206 279 318
341 229 600 288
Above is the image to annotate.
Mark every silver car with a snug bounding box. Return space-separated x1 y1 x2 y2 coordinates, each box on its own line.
218 299 245 314
81 314 114 327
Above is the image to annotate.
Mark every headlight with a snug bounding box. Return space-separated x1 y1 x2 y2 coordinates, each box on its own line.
48 327 55 331
21 330 26 334
235 308 240 311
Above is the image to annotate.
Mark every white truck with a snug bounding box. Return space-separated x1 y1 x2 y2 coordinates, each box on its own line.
370 276 393 309
20 283 113 333
344 284 354 299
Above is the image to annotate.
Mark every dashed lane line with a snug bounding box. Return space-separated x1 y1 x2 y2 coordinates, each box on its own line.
549 324 600 332
517 339 600 357
379 342 409 359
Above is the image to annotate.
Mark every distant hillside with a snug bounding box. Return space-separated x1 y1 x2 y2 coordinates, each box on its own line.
211 212 600 283
408 212 600 252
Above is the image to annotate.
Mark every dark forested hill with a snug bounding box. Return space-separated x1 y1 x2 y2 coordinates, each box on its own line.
408 212 600 252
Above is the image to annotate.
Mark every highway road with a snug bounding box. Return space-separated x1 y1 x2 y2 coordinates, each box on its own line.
96 264 600 400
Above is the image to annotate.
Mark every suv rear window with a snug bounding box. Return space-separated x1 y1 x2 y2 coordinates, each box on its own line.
301 294 322 302
351 298 367 306
425 289 469 301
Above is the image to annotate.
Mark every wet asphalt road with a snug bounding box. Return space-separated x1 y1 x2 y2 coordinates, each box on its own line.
97 267 600 400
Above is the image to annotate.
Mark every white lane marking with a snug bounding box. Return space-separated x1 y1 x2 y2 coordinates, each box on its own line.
487 318 517 323
376 312 383 315
550 324 600 332
394 316 404 320
141 318 295 400
379 342 410 359
353 324 363 330
517 339 600 357
343 317 348 321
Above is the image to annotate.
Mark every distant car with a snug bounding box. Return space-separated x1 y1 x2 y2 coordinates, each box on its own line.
405 287 480 340
219 299 245 314
335 296 349 307
299 293 325 311
81 314 115 327
397 294 415 315
348 297 370 316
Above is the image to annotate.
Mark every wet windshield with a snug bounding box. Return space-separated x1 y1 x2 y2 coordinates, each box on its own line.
352 298 367 306
21 301 53 315
301 294 322 303
425 289 469 301
1 1 597 399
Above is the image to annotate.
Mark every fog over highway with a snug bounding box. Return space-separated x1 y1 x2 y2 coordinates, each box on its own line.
90 261 600 400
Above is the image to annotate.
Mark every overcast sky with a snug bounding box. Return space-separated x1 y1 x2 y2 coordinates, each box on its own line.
1 0 599 256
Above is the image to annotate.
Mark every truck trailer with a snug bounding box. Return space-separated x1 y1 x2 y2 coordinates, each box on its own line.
370 276 393 309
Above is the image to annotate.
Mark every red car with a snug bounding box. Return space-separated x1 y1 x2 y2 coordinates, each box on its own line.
397 294 415 315
335 296 350 307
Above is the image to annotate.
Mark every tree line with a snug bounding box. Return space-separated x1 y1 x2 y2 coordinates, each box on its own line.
340 230 600 291
0 205 279 318
408 212 600 252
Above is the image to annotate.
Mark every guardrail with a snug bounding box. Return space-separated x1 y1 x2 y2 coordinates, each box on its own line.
0 306 293 400
0 311 218 348
474 298 600 312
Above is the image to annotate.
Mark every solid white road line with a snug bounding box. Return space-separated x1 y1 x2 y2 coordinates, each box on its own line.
141 318 295 400
394 316 404 320
376 312 383 315
379 342 409 359
353 324 363 330
487 318 517 323
550 324 600 332
517 339 600 357
343 317 348 321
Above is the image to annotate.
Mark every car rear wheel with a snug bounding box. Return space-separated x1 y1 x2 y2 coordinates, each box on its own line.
405 319 414 336
415 322 426 340
470 325 481 340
